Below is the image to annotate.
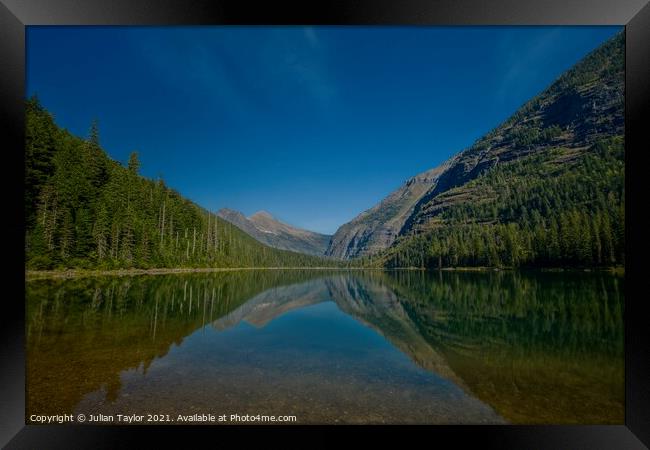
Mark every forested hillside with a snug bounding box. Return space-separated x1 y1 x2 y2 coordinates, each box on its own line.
370 137 624 268
355 32 625 269
25 98 340 270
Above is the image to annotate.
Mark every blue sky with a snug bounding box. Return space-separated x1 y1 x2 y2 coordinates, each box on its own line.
26 26 621 234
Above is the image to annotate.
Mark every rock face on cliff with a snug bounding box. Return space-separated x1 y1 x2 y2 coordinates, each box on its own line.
217 209 331 256
324 162 453 259
326 32 624 259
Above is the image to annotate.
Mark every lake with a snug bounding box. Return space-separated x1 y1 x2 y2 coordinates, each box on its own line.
26 269 624 424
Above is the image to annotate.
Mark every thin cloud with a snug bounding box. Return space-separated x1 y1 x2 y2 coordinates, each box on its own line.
494 28 563 105
132 27 338 114
303 26 321 49
266 27 338 108
132 30 249 117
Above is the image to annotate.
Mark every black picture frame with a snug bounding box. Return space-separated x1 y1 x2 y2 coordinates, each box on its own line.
1 1 649 448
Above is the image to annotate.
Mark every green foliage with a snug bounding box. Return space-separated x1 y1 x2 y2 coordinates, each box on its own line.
370 136 624 269
552 31 624 92
508 125 564 148
127 151 140 175
511 127 541 147
25 99 342 270
25 95 59 227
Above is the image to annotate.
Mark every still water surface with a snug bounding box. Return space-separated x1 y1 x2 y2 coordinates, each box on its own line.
26 270 623 424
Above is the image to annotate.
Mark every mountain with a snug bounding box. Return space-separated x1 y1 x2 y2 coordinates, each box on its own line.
24 99 340 270
215 208 264 241
209 274 470 391
217 208 331 256
212 277 329 330
325 163 452 259
328 32 625 268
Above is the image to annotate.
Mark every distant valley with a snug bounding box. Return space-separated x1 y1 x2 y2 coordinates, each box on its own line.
24 32 624 271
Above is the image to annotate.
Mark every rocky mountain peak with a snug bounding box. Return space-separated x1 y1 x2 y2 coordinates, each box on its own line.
217 208 332 256
249 210 274 221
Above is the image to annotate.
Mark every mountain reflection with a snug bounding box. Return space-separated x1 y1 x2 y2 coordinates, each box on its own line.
27 269 623 424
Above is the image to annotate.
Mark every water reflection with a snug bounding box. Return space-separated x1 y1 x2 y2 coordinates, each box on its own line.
26 270 623 424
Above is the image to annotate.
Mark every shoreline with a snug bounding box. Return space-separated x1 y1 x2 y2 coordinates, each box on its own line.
25 265 624 280
25 266 369 280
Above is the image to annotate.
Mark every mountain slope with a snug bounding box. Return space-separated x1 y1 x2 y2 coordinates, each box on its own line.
216 208 264 241
217 209 331 256
24 99 339 270
329 31 624 265
401 32 624 236
325 163 453 259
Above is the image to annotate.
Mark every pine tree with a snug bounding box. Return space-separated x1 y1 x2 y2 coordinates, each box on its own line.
128 151 140 175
